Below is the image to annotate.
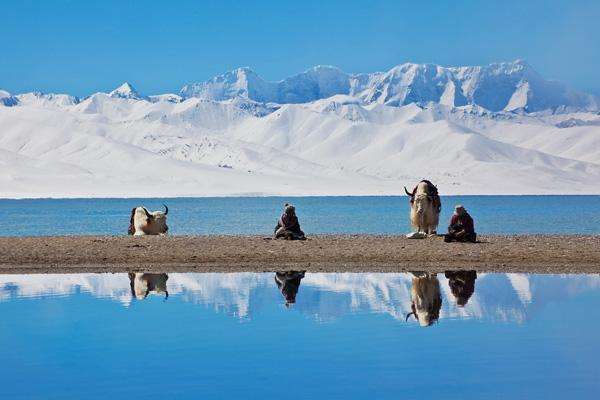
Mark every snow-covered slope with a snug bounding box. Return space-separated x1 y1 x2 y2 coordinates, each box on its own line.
1 61 600 198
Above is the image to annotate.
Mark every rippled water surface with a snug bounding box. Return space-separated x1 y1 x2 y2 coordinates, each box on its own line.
1 272 599 399
1 195 600 236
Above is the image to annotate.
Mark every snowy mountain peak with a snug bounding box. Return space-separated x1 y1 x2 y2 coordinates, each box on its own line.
15 92 80 108
109 82 143 99
482 60 534 78
234 66 255 75
148 93 182 103
179 67 267 101
0 90 19 106
308 65 345 74
512 58 529 67
176 60 598 112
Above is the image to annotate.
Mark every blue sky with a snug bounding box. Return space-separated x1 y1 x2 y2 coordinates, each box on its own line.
1 0 599 96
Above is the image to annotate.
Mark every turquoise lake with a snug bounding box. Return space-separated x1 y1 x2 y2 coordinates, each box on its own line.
1 195 599 236
0 272 598 399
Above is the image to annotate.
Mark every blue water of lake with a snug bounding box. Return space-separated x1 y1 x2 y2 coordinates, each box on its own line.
1 195 599 236
1 272 598 399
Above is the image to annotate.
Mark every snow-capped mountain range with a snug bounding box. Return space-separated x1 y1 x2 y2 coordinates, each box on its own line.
180 60 598 112
1 60 600 197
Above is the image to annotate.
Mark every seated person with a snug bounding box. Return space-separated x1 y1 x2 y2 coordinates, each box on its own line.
274 203 306 240
444 205 477 243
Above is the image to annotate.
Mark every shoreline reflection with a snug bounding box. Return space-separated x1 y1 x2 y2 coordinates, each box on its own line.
274 271 306 307
128 272 169 300
1 272 599 325
406 272 442 327
445 270 477 307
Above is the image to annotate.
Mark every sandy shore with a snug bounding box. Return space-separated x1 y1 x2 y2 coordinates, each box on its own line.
0 235 599 274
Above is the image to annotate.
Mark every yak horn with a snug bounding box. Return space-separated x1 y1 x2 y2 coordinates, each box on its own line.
143 207 153 219
405 312 415 322
404 186 413 196
163 204 169 215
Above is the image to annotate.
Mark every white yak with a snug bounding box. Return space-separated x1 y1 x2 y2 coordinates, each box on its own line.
404 180 441 235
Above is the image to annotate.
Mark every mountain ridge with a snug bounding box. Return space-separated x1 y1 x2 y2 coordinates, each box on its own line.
178 60 599 112
3 60 598 113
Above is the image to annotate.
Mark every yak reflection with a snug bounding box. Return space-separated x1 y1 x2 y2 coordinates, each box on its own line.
445 270 477 307
406 272 442 327
274 271 305 307
128 272 169 300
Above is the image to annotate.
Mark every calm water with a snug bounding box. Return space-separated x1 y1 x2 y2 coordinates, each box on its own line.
1 195 599 236
0 272 598 399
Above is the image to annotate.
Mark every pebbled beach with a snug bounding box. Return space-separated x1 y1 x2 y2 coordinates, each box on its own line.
0 235 599 274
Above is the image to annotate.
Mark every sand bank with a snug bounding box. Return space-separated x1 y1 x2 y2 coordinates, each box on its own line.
0 235 599 274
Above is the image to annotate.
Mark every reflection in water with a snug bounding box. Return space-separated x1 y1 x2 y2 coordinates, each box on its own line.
274 271 305 306
128 273 169 300
1 272 599 399
1 272 600 324
406 272 442 327
445 270 477 307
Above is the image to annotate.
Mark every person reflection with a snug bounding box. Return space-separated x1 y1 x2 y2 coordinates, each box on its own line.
274 271 306 307
406 272 442 327
129 272 169 300
444 270 477 307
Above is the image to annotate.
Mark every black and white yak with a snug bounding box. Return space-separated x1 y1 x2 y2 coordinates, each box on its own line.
128 205 169 236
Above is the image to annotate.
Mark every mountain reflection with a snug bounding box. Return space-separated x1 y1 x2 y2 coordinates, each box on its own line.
406 272 442 327
274 271 305 307
1 272 599 324
445 271 477 307
128 272 169 300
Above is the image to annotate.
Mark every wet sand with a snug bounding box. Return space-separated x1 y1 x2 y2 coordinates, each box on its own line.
0 235 599 274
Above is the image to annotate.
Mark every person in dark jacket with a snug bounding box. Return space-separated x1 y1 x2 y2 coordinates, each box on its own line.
444 205 477 243
274 203 306 240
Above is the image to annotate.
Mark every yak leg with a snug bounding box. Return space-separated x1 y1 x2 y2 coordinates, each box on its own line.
425 219 435 235
428 213 439 235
